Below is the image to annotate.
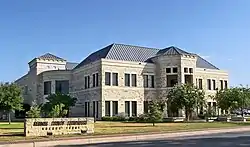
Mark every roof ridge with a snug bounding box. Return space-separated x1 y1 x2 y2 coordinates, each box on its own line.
38 53 66 61
173 47 181 55
112 43 160 51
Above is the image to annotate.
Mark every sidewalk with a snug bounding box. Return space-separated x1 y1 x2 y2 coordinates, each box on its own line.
1 127 250 147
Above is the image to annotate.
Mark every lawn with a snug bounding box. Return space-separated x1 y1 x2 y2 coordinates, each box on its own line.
0 121 249 142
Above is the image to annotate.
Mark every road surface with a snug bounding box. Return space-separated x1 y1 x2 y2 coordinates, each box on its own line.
55 131 250 147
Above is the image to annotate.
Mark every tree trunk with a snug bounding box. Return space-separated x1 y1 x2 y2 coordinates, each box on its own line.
153 122 155 126
8 111 11 125
185 109 191 122
241 107 244 117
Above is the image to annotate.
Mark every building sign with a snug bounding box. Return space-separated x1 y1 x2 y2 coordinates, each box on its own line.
24 117 94 137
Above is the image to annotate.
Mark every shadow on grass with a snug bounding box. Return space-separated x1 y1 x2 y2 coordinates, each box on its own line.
0 128 23 130
0 133 24 137
108 125 153 128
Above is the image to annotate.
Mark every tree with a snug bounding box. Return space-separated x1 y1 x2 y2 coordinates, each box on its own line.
48 103 68 118
41 93 77 117
167 84 205 121
26 106 41 118
147 100 163 126
214 86 250 116
0 82 23 124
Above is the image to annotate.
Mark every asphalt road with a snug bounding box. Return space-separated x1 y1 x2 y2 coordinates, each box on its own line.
55 131 250 147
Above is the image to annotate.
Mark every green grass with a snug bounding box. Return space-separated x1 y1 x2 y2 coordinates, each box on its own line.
0 121 250 142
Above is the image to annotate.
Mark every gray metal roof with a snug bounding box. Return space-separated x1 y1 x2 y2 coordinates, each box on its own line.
196 55 219 70
38 53 66 61
157 46 193 55
106 44 159 62
74 43 219 70
66 62 78 70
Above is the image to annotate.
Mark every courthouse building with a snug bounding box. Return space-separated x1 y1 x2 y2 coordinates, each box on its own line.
16 43 229 119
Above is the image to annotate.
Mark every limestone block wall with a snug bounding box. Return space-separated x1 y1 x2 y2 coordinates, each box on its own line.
15 74 33 105
70 60 102 117
101 59 156 117
152 55 181 88
36 70 72 104
30 59 67 75
25 68 38 105
195 68 229 102
16 58 68 106
24 117 94 137
181 55 197 84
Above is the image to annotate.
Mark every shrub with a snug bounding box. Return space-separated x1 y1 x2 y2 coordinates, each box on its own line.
101 116 113 121
26 106 41 118
112 116 126 121
128 116 137 121
136 114 149 122
198 114 205 119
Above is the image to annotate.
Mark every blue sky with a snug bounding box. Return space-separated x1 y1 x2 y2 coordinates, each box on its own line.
0 0 249 86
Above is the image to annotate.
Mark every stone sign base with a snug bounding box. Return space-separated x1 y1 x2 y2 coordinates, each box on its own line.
24 117 94 137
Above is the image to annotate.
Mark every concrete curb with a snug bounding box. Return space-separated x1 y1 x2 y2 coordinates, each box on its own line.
1 127 250 147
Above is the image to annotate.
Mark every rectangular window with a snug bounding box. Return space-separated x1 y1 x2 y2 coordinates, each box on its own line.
220 80 223 90
144 101 149 114
87 76 90 88
173 67 178 73
189 68 193 73
85 76 88 89
112 73 118 86
95 74 98 87
92 74 96 87
93 101 96 117
224 80 228 89
207 79 211 90
167 75 178 87
87 102 90 117
96 101 99 118
55 80 69 94
105 72 111 86
166 68 171 73
143 75 149 88
84 102 88 117
198 79 203 89
112 101 118 116
105 101 110 116
44 81 51 95
151 75 155 88
132 101 137 117
125 74 130 87
212 80 216 90
184 68 188 73
125 101 130 117
131 74 137 87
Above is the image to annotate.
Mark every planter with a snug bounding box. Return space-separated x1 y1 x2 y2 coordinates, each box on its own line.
164 117 185 122
217 116 231 122
206 117 217 122
231 116 246 122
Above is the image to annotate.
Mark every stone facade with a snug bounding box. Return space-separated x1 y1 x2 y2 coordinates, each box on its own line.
24 117 94 137
15 44 229 120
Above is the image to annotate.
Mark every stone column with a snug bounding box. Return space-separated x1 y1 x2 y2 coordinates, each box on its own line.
181 73 185 84
51 80 56 94
129 101 132 117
